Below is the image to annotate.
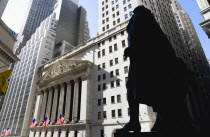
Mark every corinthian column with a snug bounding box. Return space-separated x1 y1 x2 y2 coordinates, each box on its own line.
39 89 48 123
50 85 59 124
35 91 43 123
46 88 53 118
64 81 72 124
72 78 79 123
58 83 65 116
79 75 88 123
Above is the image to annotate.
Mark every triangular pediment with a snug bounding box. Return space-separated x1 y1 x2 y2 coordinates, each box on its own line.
37 59 92 85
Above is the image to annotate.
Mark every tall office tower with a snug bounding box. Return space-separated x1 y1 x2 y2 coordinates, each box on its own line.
196 0 210 38
15 0 58 54
0 0 90 136
0 0 8 18
98 0 139 34
172 0 210 132
0 13 57 137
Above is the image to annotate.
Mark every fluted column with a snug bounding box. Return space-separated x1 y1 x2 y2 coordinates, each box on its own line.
64 81 72 124
35 130 40 137
35 91 43 123
60 131 67 137
68 131 75 137
72 78 79 123
58 83 65 116
53 130 59 137
46 88 53 118
79 75 88 123
46 131 52 137
50 86 59 124
39 89 48 123
29 130 35 137
40 131 46 137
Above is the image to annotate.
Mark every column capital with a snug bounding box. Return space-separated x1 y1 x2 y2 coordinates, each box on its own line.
73 78 79 83
54 85 59 89
38 90 44 95
81 74 88 80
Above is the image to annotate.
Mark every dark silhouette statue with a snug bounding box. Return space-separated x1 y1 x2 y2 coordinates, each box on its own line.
116 6 193 136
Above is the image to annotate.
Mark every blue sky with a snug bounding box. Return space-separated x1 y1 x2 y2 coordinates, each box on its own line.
2 0 210 59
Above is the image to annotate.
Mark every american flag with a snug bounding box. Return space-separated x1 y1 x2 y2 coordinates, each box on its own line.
42 116 50 127
1 128 6 136
29 118 38 128
4 128 11 136
57 114 65 125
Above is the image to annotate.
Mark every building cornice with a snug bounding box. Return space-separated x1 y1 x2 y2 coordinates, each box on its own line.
0 19 17 41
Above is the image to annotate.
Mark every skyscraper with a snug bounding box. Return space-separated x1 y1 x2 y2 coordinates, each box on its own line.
171 0 210 132
0 0 89 136
196 0 210 38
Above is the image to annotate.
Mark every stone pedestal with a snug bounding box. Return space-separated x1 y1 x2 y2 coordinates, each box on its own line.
114 132 159 137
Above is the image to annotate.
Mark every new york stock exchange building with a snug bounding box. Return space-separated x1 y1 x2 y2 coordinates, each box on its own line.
29 21 156 137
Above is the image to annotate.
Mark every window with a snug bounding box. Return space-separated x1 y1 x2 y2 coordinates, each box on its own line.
108 72 113 79
98 65 101 70
117 95 121 103
117 18 120 23
114 44 118 51
122 40 126 47
102 20 105 24
110 60 113 66
112 7 115 11
106 11 108 15
116 69 119 76
129 12 133 16
113 35 117 39
109 46 113 53
106 25 109 29
103 83 106 90
113 14 115 18
111 96 115 103
103 74 106 80
98 75 101 81
128 4 132 9
103 111 107 119
103 27 105 31
124 7 127 11
123 0 126 4
102 1 104 5
98 51 101 58
123 56 128 61
102 13 105 17
109 37 112 42
112 1 114 4
116 4 119 9
113 21 116 26
115 58 119 64
117 11 120 16
106 17 109 22
98 112 101 119
116 79 120 86
106 5 108 9
102 63 106 69
103 98 106 104
115 0 118 2
102 49 105 56
125 77 128 83
98 85 101 91
112 110 116 118
124 66 128 74
111 81 115 88
102 7 104 11
98 99 101 106
118 109 122 117
125 14 128 19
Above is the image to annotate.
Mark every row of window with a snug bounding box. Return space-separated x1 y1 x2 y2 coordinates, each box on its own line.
98 40 126 58
98 108 130 119
98 79 121 91
98 95 122 106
